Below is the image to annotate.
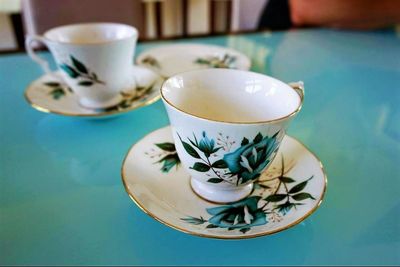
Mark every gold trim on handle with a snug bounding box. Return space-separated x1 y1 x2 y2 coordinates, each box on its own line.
289 81 305 101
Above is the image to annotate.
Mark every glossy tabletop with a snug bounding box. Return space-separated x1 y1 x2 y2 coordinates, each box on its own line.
1 29 399 265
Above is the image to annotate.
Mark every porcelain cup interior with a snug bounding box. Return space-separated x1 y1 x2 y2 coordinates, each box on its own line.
161 69 301 123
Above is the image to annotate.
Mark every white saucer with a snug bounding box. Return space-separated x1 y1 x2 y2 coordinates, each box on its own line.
24 66 162 118
122 126 327 239
136 43 251 78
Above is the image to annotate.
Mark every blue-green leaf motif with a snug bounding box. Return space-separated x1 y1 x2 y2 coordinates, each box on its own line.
158 153 180 173
198 131 221 156
49 88 65 100
194 54 237 68
44 81 70 100
181 216 206 225
177 134 200 159
206 196 267 231
241 137 249 146
60 64 79 78
276 201 296 215
156 142 176 152
223 131 281 184
148 142 180 173
71 55 88 74
207 178 224 183
178 152 317 234
291 192 315 201
191 162 210 172
289 176 313 194
59 55 105 86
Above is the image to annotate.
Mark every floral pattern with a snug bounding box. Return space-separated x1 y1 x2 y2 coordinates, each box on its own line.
178 131 280 186
95 82 156 112
145 136 316 234
195 54 237 68
206 196 267 233
224 132 280 185
43 81 72 100
42 78 157 111
140 56 161 70
181 156 316 234
145 142 180 173
60 55 105 87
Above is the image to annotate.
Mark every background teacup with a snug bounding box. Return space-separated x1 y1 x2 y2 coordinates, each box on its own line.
161 69 304 203
26 23 138 109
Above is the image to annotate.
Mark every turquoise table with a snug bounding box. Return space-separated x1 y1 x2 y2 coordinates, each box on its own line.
1 29 399 265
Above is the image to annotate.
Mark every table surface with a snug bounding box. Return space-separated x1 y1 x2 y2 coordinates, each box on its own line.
1 29 399 265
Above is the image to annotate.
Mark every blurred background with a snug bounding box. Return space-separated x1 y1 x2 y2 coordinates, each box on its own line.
1 0 267 52
2 0 399 53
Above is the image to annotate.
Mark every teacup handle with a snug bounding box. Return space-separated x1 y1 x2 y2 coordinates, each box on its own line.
25 35 53 74
289 81 304 101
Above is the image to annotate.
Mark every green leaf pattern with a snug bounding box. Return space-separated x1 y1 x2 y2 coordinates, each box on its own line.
191 162 211 172
207 178 224 183
178 131 281 186
146 133 316 234
145 142 180 173
195 54 237 69
140 56 161 69
95 82 157 112
181 156 316 234
59 55 105 87
44 81 72 100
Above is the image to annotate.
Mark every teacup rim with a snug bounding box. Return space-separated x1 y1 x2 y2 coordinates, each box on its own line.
43 22 138 46
160 69 304 125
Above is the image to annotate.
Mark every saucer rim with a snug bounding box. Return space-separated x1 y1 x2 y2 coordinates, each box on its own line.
121 126 328 239
24 67 162 118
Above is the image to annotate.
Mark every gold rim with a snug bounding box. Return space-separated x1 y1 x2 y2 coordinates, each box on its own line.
160 69 304 125
120 127 327 240
43 23 138 46
24 78 162 118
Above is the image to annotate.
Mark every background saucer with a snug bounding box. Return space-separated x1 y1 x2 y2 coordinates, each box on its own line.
25 66 162 118
136 43 251 78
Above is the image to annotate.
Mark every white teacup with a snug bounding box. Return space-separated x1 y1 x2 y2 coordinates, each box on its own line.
26 23 138 109
161 69 304 203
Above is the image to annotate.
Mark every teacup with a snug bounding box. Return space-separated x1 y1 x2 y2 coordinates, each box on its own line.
161 69 304 203
26 23 138 109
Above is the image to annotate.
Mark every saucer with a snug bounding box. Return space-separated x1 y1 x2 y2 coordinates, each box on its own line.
121 126 327 239
24 66 162 118
136 43 251 78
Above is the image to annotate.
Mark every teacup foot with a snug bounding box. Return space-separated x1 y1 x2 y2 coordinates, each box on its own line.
190 178 253 204
79 94 123 109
